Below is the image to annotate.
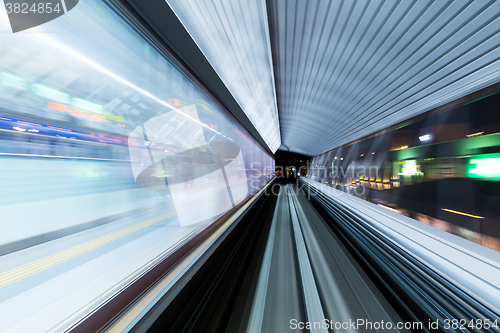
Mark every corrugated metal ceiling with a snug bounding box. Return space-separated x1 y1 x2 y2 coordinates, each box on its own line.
269 0 500 155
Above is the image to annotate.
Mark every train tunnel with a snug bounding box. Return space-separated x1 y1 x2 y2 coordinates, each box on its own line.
0 0 500 332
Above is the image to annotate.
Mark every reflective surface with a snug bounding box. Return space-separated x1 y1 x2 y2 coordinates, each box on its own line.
0 1 273 331
309 91 500 251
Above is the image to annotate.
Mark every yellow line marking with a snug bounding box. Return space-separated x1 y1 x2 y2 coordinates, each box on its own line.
441 208 485 219
0 211 175 289
106 202 251 333
105 181 274 333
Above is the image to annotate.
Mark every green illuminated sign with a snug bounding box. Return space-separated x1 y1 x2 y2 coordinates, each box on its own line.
398 159 423 176
466 153 500 179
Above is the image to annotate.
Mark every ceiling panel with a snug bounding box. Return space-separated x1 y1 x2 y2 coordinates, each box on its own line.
268 0 500 156
166 0 281 153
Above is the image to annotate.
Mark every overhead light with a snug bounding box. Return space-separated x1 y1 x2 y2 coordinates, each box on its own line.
1 72 27 90
419 134 431 141
400 146 408 149
372 152 375 155
466 131 484 138
340 157 343 160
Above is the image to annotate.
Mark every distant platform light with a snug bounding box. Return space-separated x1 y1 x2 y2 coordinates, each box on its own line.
466 131 484 138
466 153 500 179
419 134 431 141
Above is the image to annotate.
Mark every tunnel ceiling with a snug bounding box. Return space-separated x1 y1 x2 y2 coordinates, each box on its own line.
165 0 500 156
165 0 281 153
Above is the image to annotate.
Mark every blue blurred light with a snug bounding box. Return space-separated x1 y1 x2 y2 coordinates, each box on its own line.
419 134 431 142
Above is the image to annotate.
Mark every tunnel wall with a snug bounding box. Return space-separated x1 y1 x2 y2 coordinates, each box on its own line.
0 0 274 248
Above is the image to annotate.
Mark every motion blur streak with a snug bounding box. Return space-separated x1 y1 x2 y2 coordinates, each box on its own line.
0 0 273 331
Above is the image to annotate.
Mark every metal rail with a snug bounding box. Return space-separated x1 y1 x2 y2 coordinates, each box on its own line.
301 177 500 333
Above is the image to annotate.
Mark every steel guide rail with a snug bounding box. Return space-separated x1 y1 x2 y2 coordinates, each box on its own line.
97 180 277 333
246 188 281 332
300 178 500 333
286 185 328 332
